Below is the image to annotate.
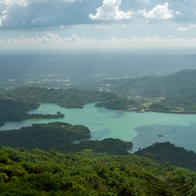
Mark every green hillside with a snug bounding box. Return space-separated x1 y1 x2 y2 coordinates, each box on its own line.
100 69 196 113
135 142 196 171
0 146 195 196
105 69 196 98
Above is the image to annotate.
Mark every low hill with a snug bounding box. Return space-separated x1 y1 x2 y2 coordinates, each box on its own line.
135 142 196 171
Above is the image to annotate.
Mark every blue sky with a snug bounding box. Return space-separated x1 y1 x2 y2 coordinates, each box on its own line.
0 0 196 51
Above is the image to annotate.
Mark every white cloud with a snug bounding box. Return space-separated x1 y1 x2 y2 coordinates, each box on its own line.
0 0 29 7
0 12 15 27
176 23 196 31
189 23 196 28
0 0 196 30
176 26 189 31
89 0 134 20
1 33 196 50
139 2 173 21
175 11 183 16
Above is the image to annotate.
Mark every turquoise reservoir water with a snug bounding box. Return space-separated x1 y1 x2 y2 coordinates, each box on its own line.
1 103 196 152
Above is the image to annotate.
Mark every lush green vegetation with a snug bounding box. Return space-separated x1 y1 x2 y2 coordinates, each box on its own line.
101 69 196 113
0 99 38 125
0 122 90 151
135 142 196 172
0 87 139 125
1 121 196 173
1 69 196 195
94 93 138 110
0 146 196 195
105 69 196 97
151 92 196 113
6 87 139 109
65 138 133 155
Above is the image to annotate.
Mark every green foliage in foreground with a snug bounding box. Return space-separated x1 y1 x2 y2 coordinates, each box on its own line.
0 147 196 196
133 171 196 196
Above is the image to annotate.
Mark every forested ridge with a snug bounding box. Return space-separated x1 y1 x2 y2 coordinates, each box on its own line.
101 69 196 113
105 69 196 97
5 87 138 109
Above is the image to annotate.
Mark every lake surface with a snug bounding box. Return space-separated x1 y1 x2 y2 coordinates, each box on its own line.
1 103 196 152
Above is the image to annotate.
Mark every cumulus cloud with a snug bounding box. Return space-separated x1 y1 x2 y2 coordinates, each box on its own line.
0 0 196 29
89 0 134 20
139 2 173 21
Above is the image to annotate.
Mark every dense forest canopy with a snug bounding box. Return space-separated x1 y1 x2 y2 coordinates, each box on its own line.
0 146 196 195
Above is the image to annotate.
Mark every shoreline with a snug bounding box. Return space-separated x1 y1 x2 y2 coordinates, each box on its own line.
148 109 196 115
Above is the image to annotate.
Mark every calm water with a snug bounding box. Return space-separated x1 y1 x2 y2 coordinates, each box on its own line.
1 103 196 152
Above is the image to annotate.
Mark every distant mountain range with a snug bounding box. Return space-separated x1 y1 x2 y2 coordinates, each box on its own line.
101 68 196 112
104 69 196 97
